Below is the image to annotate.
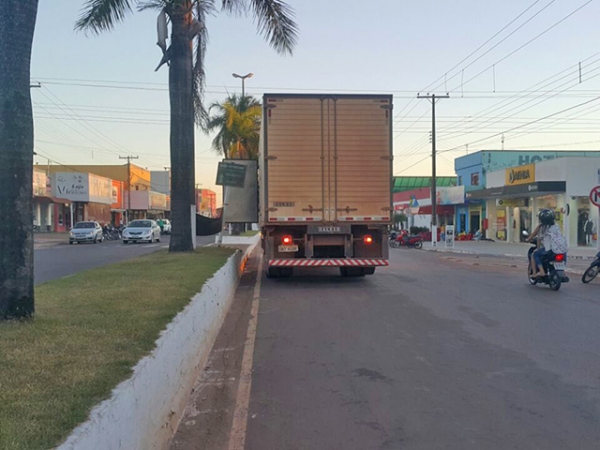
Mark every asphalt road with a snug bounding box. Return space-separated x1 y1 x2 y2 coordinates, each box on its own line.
34 235 216 285
171 247 600 450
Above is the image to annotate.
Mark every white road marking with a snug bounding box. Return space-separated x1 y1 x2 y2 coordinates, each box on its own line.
228 255 263 450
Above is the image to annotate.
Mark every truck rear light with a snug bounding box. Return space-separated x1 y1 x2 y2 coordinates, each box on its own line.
282 235 293 245
363 235 374 244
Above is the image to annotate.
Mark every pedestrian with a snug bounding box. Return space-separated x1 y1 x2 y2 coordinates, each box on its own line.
584 217 594 246
157 218 164 234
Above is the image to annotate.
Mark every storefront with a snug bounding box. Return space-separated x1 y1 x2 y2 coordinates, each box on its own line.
129 190 169 220
468 156 600 249
52 172 113 225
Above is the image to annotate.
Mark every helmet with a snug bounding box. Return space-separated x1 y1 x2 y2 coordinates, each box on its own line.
538 209 555 225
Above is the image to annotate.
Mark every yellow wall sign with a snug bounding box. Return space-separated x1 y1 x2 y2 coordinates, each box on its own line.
505 164 535 186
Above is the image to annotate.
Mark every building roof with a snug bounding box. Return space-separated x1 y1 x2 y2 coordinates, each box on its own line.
392 176 456 193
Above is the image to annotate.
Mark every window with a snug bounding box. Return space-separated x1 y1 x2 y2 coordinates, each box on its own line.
471 172 480 186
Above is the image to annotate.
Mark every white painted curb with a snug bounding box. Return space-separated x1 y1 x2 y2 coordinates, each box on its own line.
216 234 261 246
57 238 260 450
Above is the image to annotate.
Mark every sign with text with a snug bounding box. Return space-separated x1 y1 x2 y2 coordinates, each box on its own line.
505 164 535 186
216 161 247 187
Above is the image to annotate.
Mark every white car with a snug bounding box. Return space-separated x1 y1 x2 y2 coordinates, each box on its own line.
69 221 104 244
122 220 161 244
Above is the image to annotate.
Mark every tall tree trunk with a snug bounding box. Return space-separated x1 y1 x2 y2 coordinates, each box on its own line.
0 0 39 319
168 7 195 252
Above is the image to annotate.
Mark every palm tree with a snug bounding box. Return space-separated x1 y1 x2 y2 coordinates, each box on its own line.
0 0 39 319
76 0 297 252
206 94 261 159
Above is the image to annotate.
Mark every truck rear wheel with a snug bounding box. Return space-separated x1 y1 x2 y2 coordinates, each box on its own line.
267 267 294 278
267 267 281 278
341 267 366 277
364 267 375 275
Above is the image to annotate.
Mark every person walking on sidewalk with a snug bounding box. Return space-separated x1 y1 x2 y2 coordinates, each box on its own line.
527 209 567 278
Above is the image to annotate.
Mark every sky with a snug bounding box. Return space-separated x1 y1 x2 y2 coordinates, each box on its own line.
31 0 600 204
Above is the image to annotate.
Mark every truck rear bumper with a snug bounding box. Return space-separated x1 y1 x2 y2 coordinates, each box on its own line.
269 258 389 267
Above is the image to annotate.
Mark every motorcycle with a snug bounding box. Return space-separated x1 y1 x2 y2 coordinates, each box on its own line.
582 251 600 284
525 234 569 291
389 230 423 249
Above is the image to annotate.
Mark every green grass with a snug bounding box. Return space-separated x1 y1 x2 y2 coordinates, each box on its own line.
0 247 235 450
240 230 259 236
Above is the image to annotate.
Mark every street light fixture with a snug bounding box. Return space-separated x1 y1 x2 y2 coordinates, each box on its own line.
232 72 254 97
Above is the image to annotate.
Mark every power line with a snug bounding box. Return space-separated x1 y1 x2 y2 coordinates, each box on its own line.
438 95 600 155
448 0 596 94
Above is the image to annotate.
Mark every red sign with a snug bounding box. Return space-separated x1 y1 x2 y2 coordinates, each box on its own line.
590 186 600 208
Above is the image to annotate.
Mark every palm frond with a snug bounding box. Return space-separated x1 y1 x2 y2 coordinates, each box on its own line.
220 0 247 16
249 0 298 55
138 0 170 12
75 0 136 33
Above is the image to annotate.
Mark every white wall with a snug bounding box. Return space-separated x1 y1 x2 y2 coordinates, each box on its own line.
486 169 505 188
58 237 260 450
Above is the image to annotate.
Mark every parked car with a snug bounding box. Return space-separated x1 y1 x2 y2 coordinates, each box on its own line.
161 219 171 235
122 220 161 244
69 221 104 244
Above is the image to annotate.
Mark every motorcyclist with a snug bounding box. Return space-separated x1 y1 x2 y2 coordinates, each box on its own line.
527 209 567 278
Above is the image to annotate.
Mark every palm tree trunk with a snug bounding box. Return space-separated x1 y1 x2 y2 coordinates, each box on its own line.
168 8 195 252
0 0 39 319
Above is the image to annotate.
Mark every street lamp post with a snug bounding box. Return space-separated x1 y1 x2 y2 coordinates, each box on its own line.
232 72 253 97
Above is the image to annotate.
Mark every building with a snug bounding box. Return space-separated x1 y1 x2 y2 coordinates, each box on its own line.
466 157 600 249
32 167 71 232
151 170 171 195
454 150 600 235
52 172 113 225
392 177 460 230
196 189 217 218
49 164 168 223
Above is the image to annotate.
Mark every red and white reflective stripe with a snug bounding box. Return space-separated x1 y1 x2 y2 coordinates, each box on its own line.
269 259 389 267
268 216 322 222
339 216 390 221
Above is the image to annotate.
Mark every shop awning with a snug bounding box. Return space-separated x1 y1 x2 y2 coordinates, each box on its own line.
34 195 71 205
465 181 566 200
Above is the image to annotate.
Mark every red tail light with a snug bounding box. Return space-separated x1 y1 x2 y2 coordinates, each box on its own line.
363 235 374 244
555 254 565 262
282 235 293 245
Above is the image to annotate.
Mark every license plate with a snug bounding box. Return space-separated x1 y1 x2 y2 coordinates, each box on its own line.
278 245 298 253
553 262 566 270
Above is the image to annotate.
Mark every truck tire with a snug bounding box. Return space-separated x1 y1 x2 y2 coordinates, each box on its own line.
267 267 281 278
341 267 366 277
364 267 375 275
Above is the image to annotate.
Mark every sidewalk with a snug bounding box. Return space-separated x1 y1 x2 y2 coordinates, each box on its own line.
424 240 599 260
34 232 68 248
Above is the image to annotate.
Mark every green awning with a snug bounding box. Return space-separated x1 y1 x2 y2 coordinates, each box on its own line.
392 176 456 193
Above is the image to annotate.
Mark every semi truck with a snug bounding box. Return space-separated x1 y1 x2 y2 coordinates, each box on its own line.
259 94 393 277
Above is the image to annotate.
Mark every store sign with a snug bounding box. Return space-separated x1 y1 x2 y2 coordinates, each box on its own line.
496 198 526 208
437 186 465 205
54 173 89 201
216 161 247 187
33 169 49 197
149 191 168 210
88 174 112 204
505 164 535 186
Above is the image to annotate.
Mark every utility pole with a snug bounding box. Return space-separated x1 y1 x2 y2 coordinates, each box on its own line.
119 155 139 223
417 93 449 247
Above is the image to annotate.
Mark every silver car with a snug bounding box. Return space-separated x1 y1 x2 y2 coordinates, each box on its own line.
122 220 161 244
69 221 104 244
